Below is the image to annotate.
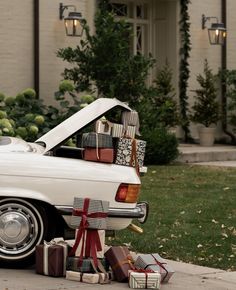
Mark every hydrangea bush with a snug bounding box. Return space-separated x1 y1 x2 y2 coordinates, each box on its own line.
0 81 95 141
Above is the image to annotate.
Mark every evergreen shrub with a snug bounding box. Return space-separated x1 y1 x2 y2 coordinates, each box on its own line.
143 127 179 165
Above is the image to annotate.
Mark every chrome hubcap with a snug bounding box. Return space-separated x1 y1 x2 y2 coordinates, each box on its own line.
0 201 40 257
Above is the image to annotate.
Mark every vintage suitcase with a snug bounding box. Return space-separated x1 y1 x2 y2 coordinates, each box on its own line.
36 244 68 277
83 148 114 163
104 246 134 282
82 132 113 148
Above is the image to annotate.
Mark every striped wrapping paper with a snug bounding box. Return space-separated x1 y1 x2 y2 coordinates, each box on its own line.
70 198 109 229
134 254 175 283
112 123 136 138
128 270 161 289
121 110 140 136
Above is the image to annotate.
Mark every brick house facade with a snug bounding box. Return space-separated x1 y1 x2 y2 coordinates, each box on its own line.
0 0 235 139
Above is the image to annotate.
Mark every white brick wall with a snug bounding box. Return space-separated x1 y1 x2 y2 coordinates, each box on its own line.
226 0 236 69
0 0 34 96
40 0 88 105
188 0 223 139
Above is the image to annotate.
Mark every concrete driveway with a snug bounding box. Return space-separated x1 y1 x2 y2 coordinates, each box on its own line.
1 260 236 290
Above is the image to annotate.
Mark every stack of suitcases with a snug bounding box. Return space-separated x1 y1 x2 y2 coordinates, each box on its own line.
81 109 146 172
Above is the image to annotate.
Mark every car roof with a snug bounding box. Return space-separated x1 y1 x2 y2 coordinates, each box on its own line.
36 98 132 153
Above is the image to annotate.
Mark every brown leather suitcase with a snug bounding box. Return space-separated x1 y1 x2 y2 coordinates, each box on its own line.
83 148 114 163
36 244 66 277
104 246 134 282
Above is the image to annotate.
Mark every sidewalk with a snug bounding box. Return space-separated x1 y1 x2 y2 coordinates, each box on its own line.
1 260 236 290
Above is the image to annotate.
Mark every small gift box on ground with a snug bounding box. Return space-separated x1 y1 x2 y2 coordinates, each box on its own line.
66 271 108 284
66 257 110 273
128 270 161 289
36 238 68 277
112 123 136 139
82 132 113 148
134 253 175 283
115 138 146 169
104 246 135 282
83 148 114 163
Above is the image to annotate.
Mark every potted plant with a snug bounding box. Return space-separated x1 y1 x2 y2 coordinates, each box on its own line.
191 60 220 146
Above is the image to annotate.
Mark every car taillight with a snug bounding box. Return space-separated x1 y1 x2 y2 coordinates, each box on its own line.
115 183 140 203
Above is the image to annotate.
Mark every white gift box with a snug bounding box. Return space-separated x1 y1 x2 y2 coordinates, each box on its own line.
112 123 136 138
128 270 161 289
75 229 105 258
134 253 175 283
66 271 107 284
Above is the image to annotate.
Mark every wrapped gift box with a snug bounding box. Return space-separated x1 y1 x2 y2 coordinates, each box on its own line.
112 123 136 139
66 257 109 273
70 198 109 230
104 246 134 282
83 148 114 163
121 110 140 136
67 257 95 273
82 132 113 148
115 138 146 168
128 270 161 289
95 120 112 135
134 253 175 283
66 271 108 284
36 240 68 277
74 230 105 258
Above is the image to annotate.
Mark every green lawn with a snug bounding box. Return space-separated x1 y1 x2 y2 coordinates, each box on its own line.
112 164 236 271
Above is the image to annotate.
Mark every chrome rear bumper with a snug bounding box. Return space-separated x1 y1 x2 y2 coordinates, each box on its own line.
56 202 148 223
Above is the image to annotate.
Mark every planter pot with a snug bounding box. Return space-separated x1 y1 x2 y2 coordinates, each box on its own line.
198 127 216 146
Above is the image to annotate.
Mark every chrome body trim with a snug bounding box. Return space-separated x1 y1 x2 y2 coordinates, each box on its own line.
56 203 146 219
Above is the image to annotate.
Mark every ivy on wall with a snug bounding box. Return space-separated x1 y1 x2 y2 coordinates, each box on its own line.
179 0 191 141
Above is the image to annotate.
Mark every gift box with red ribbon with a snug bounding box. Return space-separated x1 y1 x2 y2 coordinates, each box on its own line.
134 253 175 283
70 197 109 230
104 246 135 282
74 229 105 258
128 269 161 289
36 238 69 277
70 198 109 269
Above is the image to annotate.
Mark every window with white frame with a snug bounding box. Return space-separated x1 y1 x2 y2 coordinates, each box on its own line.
109 1 150 56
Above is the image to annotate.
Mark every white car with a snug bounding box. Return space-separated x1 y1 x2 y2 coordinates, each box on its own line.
0 98 148 267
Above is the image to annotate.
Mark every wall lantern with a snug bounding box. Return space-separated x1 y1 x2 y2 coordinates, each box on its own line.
202 14 226 45
59 3 83 37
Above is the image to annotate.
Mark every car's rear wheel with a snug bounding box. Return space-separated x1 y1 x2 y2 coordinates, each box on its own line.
0 198 48 267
